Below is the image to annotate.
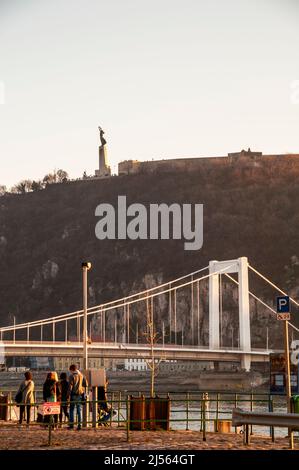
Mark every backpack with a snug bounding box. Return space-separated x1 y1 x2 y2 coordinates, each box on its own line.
15 381 31 405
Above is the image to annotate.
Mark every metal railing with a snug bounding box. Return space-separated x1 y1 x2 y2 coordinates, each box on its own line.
232 407 299 448
0 390 294 439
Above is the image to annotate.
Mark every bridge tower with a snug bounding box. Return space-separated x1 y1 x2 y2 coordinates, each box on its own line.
209 257 251 371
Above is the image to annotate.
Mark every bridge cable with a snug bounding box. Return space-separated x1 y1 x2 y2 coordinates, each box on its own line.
248 264 299 308
1 264 210 332
1 264 233 337
224 272 299 334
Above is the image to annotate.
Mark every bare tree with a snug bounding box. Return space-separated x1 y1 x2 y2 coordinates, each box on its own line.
11 179 33 194
43 169 69 185
0 185 7 196
56 169 69 182
43 172 57 185
31 180 44 191
143 297 165 398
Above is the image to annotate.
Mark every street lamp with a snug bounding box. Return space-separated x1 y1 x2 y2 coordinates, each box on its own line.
82 262 92 370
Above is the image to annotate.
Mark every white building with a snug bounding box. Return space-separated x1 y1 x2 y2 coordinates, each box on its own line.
124 358 148 371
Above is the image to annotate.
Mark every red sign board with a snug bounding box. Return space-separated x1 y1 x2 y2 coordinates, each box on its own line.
38 402 61 416
276 313 291 321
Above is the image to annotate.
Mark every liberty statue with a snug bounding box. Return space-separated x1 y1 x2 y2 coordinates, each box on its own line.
98 126 107 147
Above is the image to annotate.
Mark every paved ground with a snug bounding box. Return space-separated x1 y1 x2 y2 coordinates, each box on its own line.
0 424 297 450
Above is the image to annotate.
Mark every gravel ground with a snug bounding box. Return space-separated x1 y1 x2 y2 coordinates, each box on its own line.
0 424 297 450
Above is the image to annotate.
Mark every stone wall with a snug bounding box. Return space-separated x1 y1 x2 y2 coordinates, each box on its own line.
118 152 299 175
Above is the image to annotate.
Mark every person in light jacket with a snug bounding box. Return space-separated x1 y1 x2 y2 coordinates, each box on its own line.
17 371 35 425
68 364 87 430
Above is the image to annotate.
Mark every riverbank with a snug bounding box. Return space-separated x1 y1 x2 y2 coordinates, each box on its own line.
0 369 269 393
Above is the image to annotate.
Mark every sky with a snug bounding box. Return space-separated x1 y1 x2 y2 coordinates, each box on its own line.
0 0 299 188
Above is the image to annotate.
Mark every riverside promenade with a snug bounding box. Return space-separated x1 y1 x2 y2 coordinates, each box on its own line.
0 425 297 450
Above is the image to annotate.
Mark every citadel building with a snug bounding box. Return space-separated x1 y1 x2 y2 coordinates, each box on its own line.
117 148 299 176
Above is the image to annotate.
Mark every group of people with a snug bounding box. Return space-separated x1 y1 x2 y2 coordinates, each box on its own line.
16 364 110 430
41 364 86 429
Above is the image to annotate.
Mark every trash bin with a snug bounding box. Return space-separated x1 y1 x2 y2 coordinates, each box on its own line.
214 419 232 433
0 395 9 421
290 396 299 431
129 395 146 430
144 396 170 431
144 397 156 430
291 395 299 414
149 396 170 431
129 395 170 431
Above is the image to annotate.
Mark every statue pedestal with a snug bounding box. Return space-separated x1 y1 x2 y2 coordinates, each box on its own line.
95 145 111 177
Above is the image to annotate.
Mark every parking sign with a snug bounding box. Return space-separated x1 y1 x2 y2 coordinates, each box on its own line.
276 296 290 320
277 296 290 313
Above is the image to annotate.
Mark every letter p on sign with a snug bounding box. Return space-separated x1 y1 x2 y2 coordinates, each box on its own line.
277 296 290 313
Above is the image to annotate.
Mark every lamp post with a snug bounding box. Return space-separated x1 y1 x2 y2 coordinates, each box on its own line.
82 262 92 370
13 316 16 344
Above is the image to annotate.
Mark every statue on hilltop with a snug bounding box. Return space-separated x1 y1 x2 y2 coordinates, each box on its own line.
98 126 107 147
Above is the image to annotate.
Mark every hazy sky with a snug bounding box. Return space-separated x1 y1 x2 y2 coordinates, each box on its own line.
0 0 299 187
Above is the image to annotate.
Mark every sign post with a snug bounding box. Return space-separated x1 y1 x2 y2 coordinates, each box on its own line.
276 295 293 449
38 402 61 446
82 262 92 428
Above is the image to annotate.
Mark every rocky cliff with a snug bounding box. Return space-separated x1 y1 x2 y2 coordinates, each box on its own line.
0 157 299 347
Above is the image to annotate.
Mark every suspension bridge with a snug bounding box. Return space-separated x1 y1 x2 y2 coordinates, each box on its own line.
1 257 299 371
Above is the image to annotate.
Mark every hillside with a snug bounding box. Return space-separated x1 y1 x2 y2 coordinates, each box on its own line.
0 156 299 347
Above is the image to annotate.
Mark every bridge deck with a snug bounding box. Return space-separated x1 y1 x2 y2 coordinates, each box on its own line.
1 341 277 361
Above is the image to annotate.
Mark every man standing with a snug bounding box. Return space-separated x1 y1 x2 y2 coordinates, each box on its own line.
68 364 87 430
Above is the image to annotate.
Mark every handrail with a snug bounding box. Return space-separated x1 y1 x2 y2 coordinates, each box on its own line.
232 407 299 428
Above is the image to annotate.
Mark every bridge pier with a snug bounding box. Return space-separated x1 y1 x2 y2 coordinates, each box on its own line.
209 261 220 349
241 354 251 372
209 257 252 371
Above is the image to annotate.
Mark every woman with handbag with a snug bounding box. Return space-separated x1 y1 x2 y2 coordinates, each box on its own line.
16 371 35 426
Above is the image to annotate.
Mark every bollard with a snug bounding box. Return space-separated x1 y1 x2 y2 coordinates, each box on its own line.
117 391 121 427
9 392 12 421
48 415 53 446
244 424 250 445
199 394 203 432
92 387 98 428
202 392 209 432
250 393 253 435
202 395 206 442
83 395 89 428
126 396 130 442
234 393 238 433
215 393 219 432
269 395 275 442
186 392 189 431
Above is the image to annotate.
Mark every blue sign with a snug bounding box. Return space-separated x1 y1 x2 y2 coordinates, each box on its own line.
276 296 290 313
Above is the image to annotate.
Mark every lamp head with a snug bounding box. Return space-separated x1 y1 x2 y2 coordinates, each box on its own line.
82 262 92 270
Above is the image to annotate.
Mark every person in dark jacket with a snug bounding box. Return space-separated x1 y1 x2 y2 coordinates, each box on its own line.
97 379 116 426
43 372 58 402
98 379 109 413
43 372 60 426
59 372 69 424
